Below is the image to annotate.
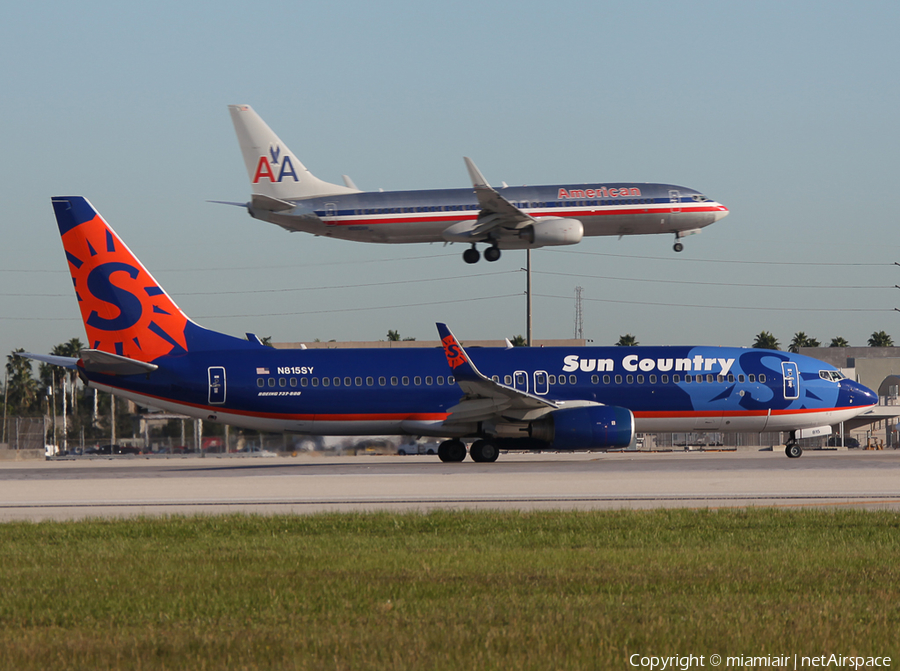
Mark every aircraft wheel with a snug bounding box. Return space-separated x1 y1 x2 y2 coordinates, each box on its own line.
673 242 684 252
785 443 803 458
470 439 500 463
463 247 480 264
484 246 501 262
438 439 467 462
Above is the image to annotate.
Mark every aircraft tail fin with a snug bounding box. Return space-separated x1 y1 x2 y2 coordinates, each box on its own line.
228 104 360 201
52 197 251 363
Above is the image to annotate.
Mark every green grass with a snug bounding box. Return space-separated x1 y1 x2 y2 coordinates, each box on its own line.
1 509 899 670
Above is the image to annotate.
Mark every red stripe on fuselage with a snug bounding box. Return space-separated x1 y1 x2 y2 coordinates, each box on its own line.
322 205 723 227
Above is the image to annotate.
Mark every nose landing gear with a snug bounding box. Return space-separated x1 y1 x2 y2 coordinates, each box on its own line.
785 438 803 458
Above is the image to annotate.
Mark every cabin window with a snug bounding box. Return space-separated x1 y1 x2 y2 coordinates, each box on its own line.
728 374 735 383
615 375 622 384
748 374 756 383
268 378 275 387
312 378 319 387
637 375 644 384
569 375 576 384
504 375 512 385
626 375 634 384
301 378 309 387
322 378 330 387
591 374 599 384
558 376 566 386
548 375 556 384
449 376 455 384
673 374 680 383
345 377 352 386
366 377 374 386
257 378 264 388
707 375 714 383
603 375 611 384
717 375 724 383
759 374 767 383
279 378 286 387
415 376 422 385
391 376 399 386
738 374 745 383
685 375 692 383
649 375 657 384
355 377 363 386
437 376 445 385
290 378 297 387
661 374 668 384
379 376 386 386
425 376 433 385
402 376 410 386
492 375 499 383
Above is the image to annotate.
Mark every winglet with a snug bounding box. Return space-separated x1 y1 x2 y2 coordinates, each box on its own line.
464 157 491 189
436 323 486 381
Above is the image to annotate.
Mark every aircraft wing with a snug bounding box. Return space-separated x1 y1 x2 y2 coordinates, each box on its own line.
462 157 535 235
436 322 557 424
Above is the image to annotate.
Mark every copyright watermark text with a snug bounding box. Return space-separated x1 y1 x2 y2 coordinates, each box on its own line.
628 653 892 669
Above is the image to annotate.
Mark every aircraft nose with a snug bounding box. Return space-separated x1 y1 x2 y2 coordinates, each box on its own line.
839 379 878 408
713 204 729 221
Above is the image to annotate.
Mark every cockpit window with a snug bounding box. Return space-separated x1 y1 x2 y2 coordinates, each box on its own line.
819 370 845 382
691 194 710 202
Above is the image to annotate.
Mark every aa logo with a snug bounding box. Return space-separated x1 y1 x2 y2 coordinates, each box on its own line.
442 335 467 369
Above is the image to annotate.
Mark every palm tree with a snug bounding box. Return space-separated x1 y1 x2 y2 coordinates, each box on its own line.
868 331 894 347
4 350 40 416
616 334 638 346
789 332 820 353
509 335 527 347
752 332 780 350
829 337 850 348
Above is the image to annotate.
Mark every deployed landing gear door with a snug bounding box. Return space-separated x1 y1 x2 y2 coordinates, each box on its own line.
208 367 226 405
782 362 799 400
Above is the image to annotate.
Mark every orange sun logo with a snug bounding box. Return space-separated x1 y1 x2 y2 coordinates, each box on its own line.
62 214 188 362
441 334 467 369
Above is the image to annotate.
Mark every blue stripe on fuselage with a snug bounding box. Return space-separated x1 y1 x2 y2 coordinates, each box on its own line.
85 345 853 421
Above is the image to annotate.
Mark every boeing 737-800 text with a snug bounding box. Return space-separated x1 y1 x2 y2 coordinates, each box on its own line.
226 105 729 264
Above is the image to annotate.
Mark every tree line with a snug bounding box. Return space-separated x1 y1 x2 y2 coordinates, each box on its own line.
613 332 894 350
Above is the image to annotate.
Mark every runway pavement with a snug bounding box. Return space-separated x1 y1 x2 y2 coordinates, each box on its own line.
1 450 899 521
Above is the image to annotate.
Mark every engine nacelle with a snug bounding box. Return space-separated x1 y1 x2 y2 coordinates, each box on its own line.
520 217 584 246
530 405 634 450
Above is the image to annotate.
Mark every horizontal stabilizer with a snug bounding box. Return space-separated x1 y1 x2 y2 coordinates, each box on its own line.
16 352 79 369
80 349 159 376
251 194 296 212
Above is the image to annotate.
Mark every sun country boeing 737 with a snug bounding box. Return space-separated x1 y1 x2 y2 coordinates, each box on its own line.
22 197 875 460
226 105 729 264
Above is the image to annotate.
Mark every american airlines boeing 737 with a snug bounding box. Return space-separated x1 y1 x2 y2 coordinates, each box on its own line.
22 197 876 460
226 105 729 263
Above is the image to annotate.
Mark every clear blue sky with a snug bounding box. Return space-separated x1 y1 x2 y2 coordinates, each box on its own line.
2 0 899 363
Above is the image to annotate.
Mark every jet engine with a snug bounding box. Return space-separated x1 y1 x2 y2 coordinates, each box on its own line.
520 217 584 246
529 405 634 450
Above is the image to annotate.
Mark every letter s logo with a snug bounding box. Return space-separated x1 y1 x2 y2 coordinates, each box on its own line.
85 262 143 331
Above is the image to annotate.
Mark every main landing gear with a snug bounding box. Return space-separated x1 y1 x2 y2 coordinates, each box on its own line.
462 244 501 264
438 439 467 462
437 439 500 463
